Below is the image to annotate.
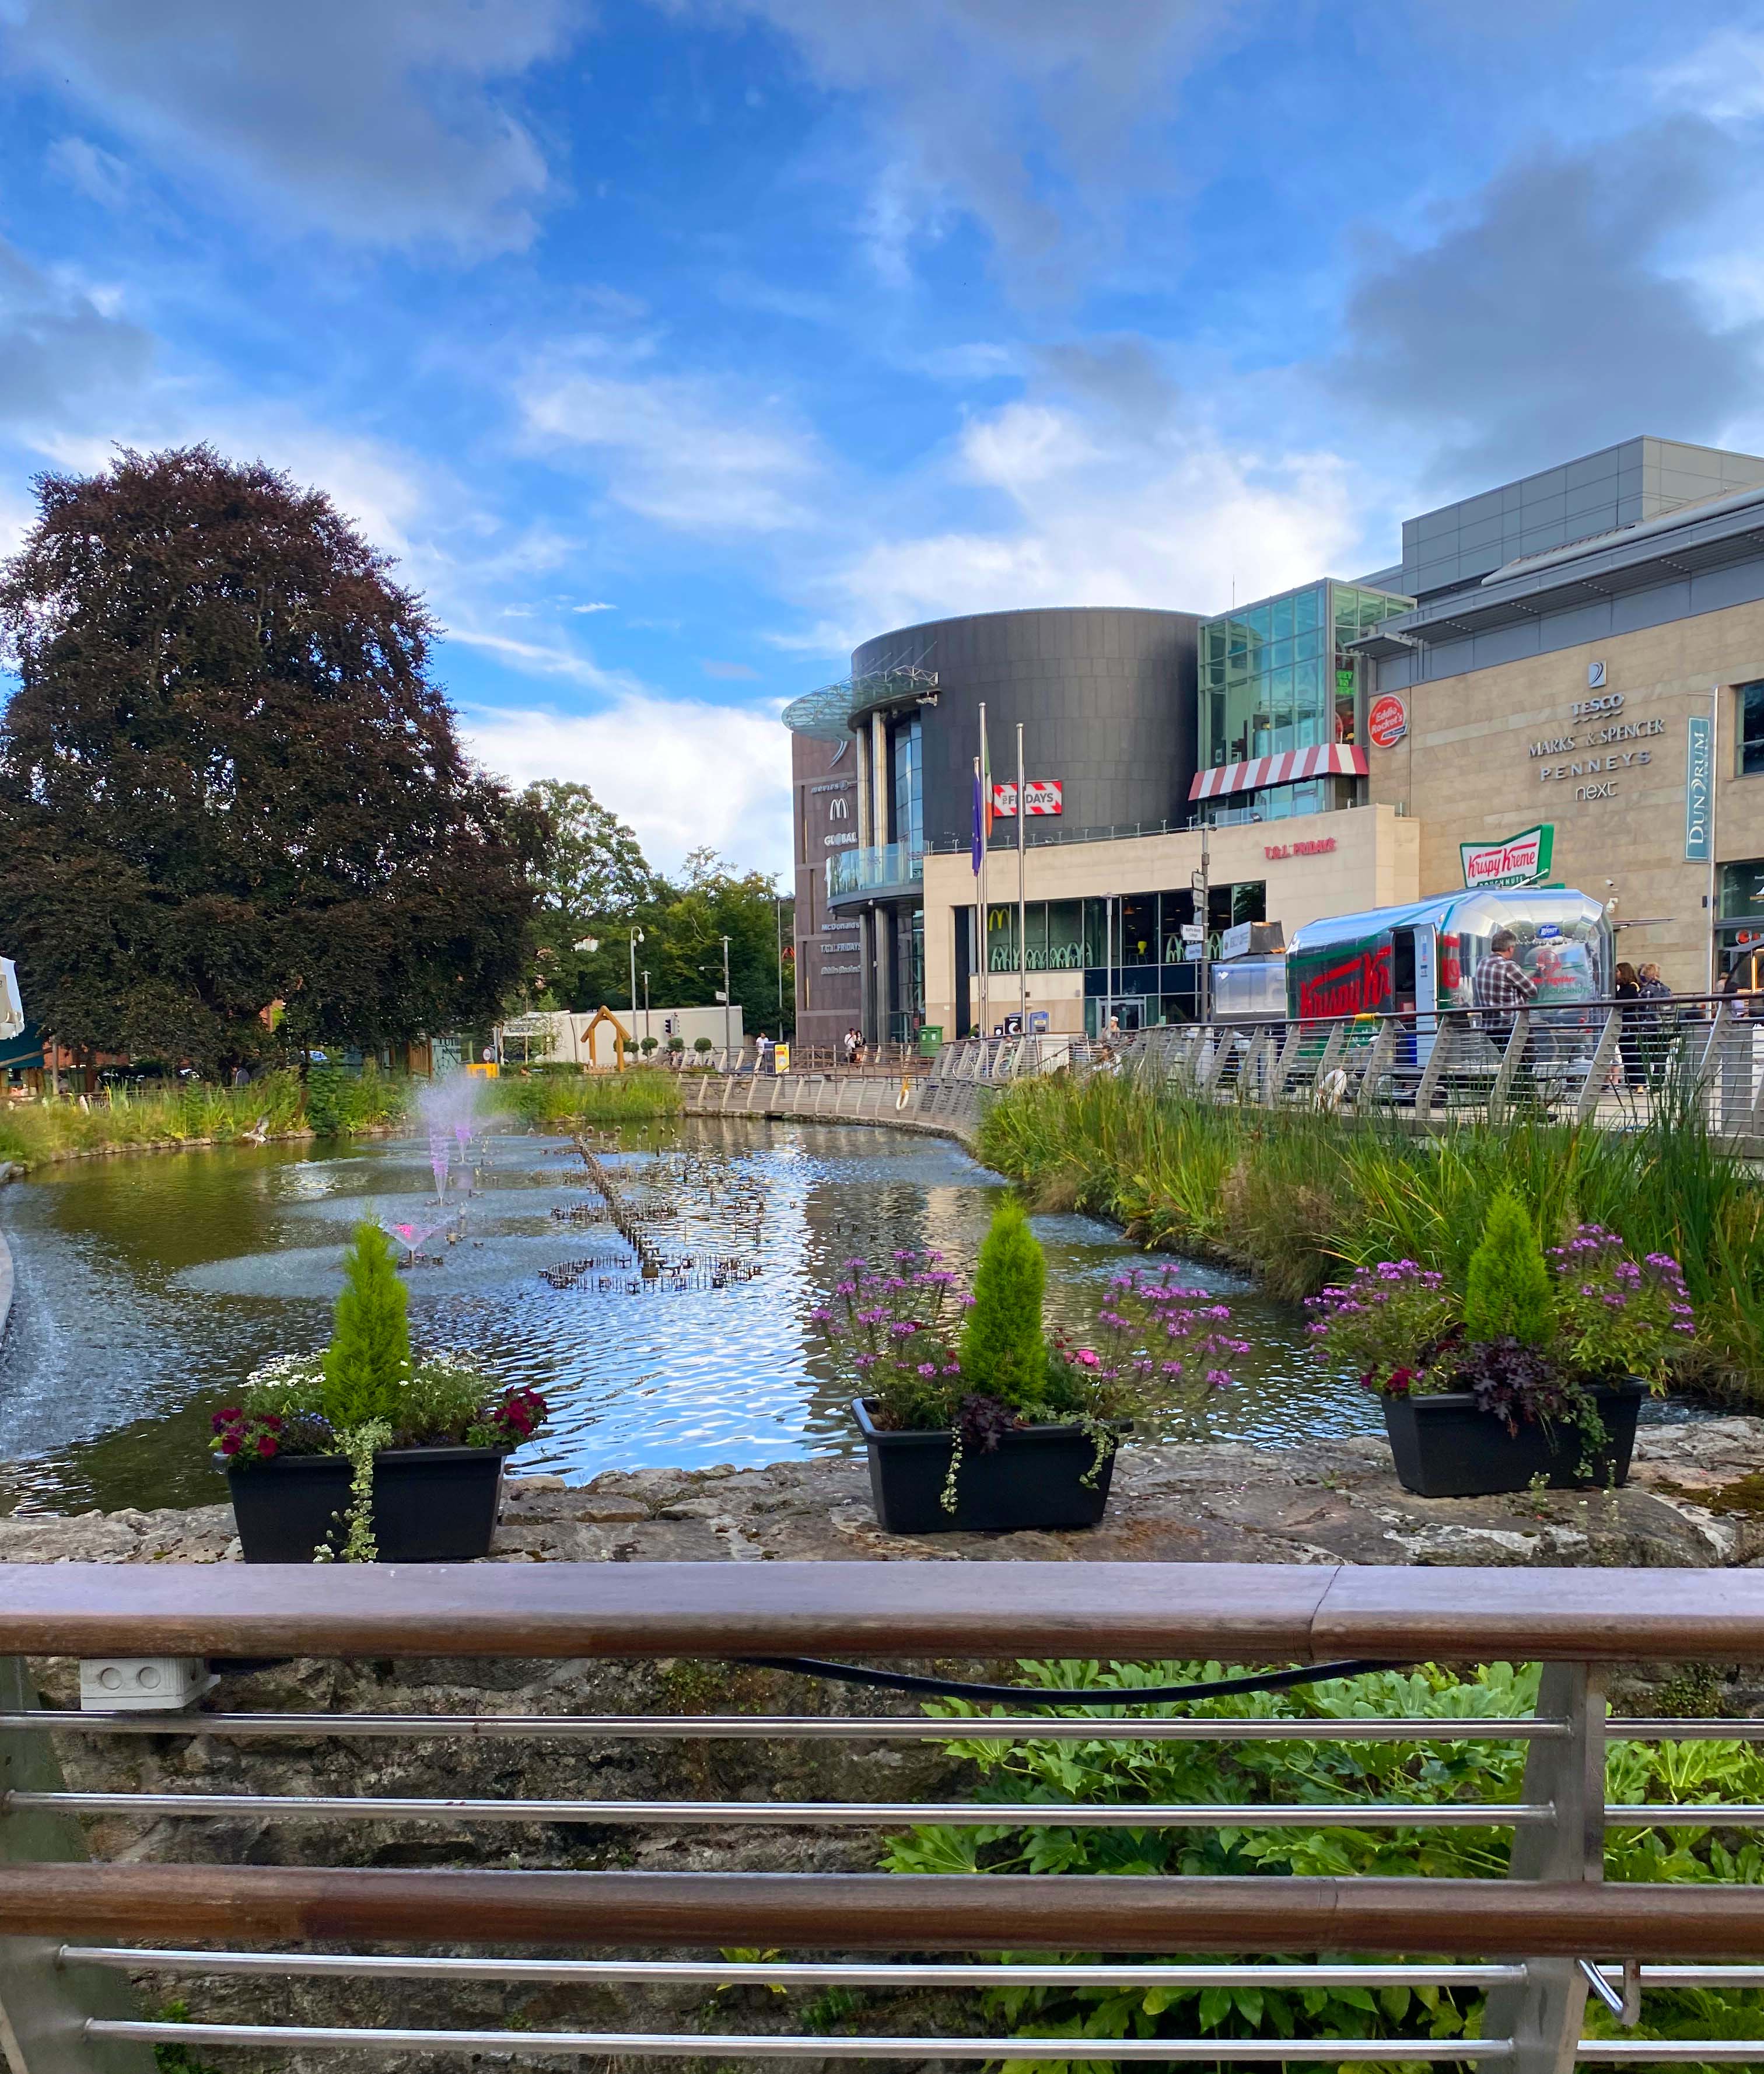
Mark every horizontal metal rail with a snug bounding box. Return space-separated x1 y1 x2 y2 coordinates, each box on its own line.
85 2021 1516 2061
0 1710 1570 1741
15 1865 1764 1956
6 1790 1556 1828
13 1559 1764 1662
59 1949 1528 1989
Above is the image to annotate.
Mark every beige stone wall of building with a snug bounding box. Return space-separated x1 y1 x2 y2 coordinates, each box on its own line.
1366 602 1764 992
921 803 1418 1034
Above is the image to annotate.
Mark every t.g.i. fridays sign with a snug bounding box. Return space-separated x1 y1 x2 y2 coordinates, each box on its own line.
1461 824 1554 891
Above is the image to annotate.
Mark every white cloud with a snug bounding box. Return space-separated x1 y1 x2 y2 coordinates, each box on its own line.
1653 27 1764 124
666 0 1246 284
797 389 1364 648
518 343 823 534
47 135 132 208
459 695 792 879
0 237 153 438
4 0 580 254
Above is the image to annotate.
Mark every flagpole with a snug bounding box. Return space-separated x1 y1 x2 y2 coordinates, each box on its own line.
1016 721 1027 1036
971 757 982 1040
978 701 989 1040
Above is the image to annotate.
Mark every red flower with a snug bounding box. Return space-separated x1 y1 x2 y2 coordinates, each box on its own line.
1386 1367 1416 1396
261 1414 284 1429
257 1436 279 1459
219 1435 242 1456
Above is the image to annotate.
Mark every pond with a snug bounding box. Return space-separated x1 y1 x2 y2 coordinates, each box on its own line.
0 1120 1382 1516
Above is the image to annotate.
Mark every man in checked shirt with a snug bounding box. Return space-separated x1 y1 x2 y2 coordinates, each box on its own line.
1472 927 1538 1055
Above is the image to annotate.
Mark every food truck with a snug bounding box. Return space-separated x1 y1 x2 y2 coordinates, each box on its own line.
1283 889 1612 1058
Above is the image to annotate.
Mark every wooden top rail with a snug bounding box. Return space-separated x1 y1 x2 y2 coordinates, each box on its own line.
4 1562 1764 1663
6 1865 1764 1958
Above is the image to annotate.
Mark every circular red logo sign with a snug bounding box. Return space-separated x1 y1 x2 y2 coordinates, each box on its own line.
1367 694 1408 749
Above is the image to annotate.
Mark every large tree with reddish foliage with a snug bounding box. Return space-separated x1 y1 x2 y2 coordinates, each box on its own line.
0 445 540 1070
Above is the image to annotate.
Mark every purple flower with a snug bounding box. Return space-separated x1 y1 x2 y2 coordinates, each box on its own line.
916 1362 937 1377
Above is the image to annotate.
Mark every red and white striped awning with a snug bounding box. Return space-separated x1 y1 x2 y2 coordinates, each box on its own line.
1188 743 1367 802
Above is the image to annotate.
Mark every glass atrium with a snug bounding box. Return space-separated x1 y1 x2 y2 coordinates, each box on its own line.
1196 579 1413 815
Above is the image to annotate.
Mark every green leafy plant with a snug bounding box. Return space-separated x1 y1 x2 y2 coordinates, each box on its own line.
320 1220 412 1429
883 1659 1764 2066
958 1197 1048 1406
1464 1188 1552 1347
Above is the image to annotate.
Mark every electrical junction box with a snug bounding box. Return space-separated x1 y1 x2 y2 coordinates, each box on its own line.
79 1657 215 1712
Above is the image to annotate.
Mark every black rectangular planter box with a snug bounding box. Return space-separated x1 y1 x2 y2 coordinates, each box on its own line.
226 1446 510 1563
853 1398 1123 1535
1381 1380 1647 1499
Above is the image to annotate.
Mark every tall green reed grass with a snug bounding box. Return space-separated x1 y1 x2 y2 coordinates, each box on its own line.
0 1071 309 1167
978 1074 1764 1398
487 1066 682 1127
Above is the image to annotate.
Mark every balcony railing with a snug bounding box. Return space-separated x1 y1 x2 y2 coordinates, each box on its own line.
826 843 923 900
7 1563 1764 2063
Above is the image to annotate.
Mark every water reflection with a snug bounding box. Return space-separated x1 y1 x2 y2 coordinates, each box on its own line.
0 1121 1378 1515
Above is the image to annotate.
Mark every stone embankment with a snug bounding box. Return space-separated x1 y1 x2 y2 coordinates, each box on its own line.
9 1415 1764 1571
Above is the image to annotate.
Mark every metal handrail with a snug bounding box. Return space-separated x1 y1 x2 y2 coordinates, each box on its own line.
13 1568 1764 2066
10 1559 1764 1661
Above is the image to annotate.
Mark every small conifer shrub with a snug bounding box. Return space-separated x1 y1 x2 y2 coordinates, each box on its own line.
321 1220 412 1429
958 1197 1047 1405
1463 1188 1552 1348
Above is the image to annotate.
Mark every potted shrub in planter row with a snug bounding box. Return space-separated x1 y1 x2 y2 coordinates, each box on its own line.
815 1197 1244 1534
214 1219 548 1562
1308 1188 1695 1499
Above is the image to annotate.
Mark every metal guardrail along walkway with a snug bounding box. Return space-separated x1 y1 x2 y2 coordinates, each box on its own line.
8 1562 1764 2065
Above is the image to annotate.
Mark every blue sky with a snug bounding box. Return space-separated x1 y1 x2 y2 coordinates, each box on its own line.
4 1 1763 879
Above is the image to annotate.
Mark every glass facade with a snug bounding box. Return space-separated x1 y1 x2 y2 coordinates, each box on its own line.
890 715 923 850
972 882 1265 1033
1196 579 1413 799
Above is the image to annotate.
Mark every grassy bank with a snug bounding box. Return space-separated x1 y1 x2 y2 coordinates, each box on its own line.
486 1066 683 1127
978 1075 1764 1397
0 1061 684 1173
0 1065 412 1169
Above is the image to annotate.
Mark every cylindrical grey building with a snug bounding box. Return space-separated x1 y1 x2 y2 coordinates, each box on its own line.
786 606 1199 1049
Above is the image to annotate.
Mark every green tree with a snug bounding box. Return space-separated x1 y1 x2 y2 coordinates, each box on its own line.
0 445 539 1072
519 779 661 1012
1464 1187 1553 1346
321 1222 411 1429
647 848 794 1040
959 1196 1047 1404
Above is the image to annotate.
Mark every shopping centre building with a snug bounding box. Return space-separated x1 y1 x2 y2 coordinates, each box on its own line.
784 436 1764 1044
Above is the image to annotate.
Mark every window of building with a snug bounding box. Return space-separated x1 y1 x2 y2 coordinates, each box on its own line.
1120 894 1158 965
1741 683 1764 777
890 716 923 848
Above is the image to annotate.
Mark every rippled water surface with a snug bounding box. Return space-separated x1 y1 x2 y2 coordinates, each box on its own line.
0 1120 1382 1514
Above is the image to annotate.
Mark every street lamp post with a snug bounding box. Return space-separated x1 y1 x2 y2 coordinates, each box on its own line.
721 935 733 1052
628 927 644 1054
642 969 650 1047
